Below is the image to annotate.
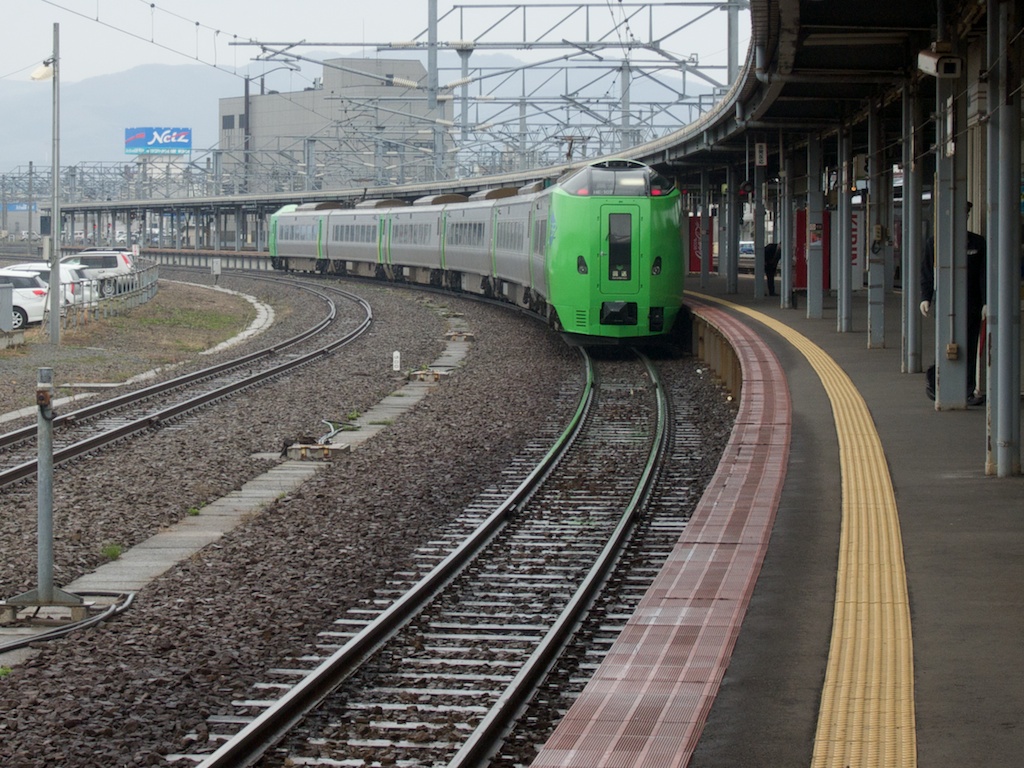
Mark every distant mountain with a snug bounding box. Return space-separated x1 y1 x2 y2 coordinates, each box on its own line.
0 63 240 172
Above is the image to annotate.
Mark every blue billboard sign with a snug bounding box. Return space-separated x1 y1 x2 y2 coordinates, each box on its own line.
124 127 192 155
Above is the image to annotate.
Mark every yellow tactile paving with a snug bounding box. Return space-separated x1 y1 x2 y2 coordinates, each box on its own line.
692 294 916 768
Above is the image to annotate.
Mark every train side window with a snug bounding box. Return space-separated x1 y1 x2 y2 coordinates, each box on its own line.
607 213 632 280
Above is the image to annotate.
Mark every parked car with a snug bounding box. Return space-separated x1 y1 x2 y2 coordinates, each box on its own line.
0 269 49 330
7 262 97 306
61 249 136 296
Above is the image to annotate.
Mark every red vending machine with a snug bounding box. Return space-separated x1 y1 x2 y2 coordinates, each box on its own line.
794 208 831 291
688 215 716 273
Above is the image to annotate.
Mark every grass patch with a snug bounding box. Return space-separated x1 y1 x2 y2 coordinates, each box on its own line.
0 280 261 414
134 306 243 333
101 543 123 560
56 282 258 369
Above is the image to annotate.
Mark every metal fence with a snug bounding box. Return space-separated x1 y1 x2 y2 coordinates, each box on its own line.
53 259 159 334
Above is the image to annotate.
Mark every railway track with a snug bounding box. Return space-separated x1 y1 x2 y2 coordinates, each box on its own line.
175 348 670 767
0 276 371 488
493 358 726 765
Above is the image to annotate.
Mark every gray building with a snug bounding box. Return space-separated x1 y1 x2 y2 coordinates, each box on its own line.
218 58 454 193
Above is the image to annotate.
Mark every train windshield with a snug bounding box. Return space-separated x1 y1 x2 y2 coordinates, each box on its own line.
560 162 675 197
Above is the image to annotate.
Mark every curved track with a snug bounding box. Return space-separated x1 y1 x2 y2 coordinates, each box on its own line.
180 349 676 767
0 277 371 488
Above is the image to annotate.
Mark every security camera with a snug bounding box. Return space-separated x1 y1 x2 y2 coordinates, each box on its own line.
918 50 962 79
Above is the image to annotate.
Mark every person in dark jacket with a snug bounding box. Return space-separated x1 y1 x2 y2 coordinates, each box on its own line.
764 242 781 296
920 204 986 403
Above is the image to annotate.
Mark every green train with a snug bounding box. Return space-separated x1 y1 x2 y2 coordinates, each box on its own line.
269 159 686 343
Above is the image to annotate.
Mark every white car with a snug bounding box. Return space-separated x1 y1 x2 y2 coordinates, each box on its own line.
61 250 136 296
7 262 97 306
0 269 49 330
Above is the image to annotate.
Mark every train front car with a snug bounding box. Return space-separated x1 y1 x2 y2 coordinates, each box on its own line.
545 159 684 343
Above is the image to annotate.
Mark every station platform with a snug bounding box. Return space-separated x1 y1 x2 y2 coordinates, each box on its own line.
534 275 1023 768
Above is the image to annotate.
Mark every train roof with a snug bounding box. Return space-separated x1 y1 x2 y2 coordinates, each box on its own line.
296 202 348 211
354 199 410 209
413 193 469 206
468 187 519 200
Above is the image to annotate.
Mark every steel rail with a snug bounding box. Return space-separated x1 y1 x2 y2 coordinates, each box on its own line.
194 348 596 768
448 350 670 767
0 275 337 451
0 286 371 488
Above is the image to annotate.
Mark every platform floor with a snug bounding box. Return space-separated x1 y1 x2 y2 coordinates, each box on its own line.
701 277 1022 768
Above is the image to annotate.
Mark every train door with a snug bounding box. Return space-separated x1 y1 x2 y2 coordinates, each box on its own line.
379 214 390 265
599 205 641 295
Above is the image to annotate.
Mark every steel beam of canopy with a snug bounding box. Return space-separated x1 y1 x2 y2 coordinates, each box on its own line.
867 100 887 348
989 0 1022 475
805 135 824 320
725 165 740 294
753 159 765 300
780 152 794 310
903 82 924 370
837 126 852 333
932 69 970 410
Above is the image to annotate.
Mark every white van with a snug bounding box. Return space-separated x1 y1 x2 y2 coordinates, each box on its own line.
61 249 136 296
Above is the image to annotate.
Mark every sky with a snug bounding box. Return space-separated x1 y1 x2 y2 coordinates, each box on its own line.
2 0 749 84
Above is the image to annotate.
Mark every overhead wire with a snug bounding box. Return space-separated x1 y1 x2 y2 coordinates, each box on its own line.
37 0 276 85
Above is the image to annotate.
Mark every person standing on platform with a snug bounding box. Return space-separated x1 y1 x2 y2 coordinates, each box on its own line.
764 242 781 296
919 202 987 404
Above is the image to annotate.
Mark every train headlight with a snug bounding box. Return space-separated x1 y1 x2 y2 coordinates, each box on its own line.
577 255 589 274
651 256 662 276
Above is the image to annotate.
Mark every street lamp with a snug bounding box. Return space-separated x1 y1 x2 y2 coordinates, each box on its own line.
31 23 60 346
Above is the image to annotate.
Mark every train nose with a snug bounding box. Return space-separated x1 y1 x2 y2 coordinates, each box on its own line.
600 301 638 325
